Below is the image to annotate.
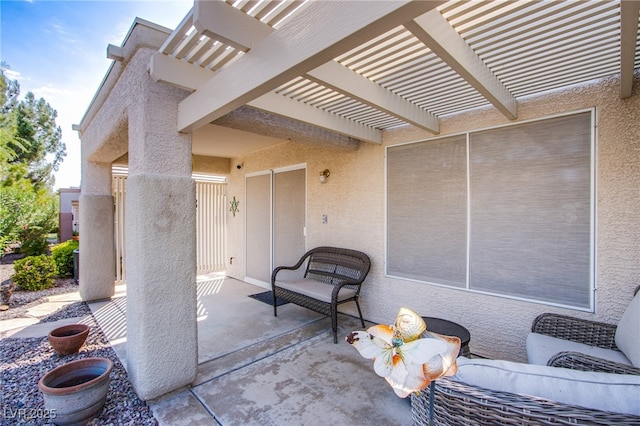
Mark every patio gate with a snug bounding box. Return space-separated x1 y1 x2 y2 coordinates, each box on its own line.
195 178 227 273
113 173 127 284
112 171 227 284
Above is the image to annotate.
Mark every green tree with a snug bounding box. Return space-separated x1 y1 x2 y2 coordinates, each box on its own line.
0 67 21 170
0 183 57 254
12 92 65 188
1 66 65 190
0 65 64 254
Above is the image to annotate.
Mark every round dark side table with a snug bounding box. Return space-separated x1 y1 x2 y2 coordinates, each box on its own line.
421 316 471 357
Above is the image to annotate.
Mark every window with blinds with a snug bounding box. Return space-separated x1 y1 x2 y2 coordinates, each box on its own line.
386 111 594 310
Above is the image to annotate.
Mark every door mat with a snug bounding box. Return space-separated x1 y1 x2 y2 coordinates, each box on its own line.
248 291 290 306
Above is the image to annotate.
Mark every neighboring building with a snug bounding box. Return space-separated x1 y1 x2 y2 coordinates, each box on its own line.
58 187 80 243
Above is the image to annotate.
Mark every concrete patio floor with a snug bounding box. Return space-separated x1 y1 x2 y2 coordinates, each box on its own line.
5 275 413 425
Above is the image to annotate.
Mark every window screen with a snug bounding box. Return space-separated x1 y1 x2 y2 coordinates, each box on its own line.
387 135 468 288
469 113 592 308
386 111 593 309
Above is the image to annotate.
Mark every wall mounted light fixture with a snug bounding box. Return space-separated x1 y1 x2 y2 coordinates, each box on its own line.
319 169 330 183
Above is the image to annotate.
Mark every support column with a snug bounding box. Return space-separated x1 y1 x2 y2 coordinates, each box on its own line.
79 161 115 301
125 73 197 400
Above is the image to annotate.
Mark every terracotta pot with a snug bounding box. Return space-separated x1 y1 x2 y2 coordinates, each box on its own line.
38 357 113 426
48 324 90 355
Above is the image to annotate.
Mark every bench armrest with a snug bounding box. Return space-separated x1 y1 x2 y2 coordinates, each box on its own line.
271 255 310 284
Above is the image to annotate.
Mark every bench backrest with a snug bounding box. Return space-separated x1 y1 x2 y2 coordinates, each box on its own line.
303 246 371 288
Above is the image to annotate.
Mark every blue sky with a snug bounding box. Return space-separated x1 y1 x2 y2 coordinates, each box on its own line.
1 0 193 189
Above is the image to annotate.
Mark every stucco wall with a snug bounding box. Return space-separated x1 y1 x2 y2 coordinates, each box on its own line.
226 74 640 361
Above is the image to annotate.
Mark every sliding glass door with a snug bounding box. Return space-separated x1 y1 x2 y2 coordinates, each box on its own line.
245 166 306 288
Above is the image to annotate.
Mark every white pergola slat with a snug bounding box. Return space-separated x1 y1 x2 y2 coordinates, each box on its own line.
159 9 194 55
145 0 640 142
177 0 444 132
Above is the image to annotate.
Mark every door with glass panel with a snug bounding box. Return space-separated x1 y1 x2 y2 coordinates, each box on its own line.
245 166 306 288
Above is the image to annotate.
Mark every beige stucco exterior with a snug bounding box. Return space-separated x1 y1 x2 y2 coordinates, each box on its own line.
78 23 197 400
224 73 640 362
78 19 639 400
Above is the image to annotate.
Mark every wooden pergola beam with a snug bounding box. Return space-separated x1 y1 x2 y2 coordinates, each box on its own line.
150 54 210 91
178 0 445 132
150 54 382 142
193 0 273 52
620 0 640 98
405 10 518 120
307 60 439 134
249 92 383 143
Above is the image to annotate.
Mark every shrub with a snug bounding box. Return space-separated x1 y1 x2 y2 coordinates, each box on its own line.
1 185 57 256
51 239 79 277
19 225 49 256
12 255 57 291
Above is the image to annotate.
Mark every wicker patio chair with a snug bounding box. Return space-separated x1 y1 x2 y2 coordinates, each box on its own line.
531 285 640 375
271 246 371 343
548 351 640 375
411 377 640 425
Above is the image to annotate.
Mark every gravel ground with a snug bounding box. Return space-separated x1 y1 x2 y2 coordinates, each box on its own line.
1 252 158 425
0 306 158 425
0 279 80 321
39 301 92 323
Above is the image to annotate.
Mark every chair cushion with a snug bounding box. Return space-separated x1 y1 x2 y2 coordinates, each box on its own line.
615 290 640 367
526 332 632 366
454 357 640 415
275 279 356 303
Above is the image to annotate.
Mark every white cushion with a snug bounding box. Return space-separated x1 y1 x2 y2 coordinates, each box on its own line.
453 357 640 415
615 290 640 367
275 279 356 303
526 332 632 366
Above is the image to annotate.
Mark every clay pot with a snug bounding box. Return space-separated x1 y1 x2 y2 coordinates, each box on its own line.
48 324 90 355
38 357 113 425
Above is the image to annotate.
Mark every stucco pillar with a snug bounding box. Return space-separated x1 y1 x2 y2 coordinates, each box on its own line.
79 161 115 301
125 76 197 400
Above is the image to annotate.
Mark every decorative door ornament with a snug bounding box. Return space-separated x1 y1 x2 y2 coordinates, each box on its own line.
229 196 240 217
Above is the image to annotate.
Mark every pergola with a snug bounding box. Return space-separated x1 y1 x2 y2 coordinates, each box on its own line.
76 0 640 400
144 0 639 144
